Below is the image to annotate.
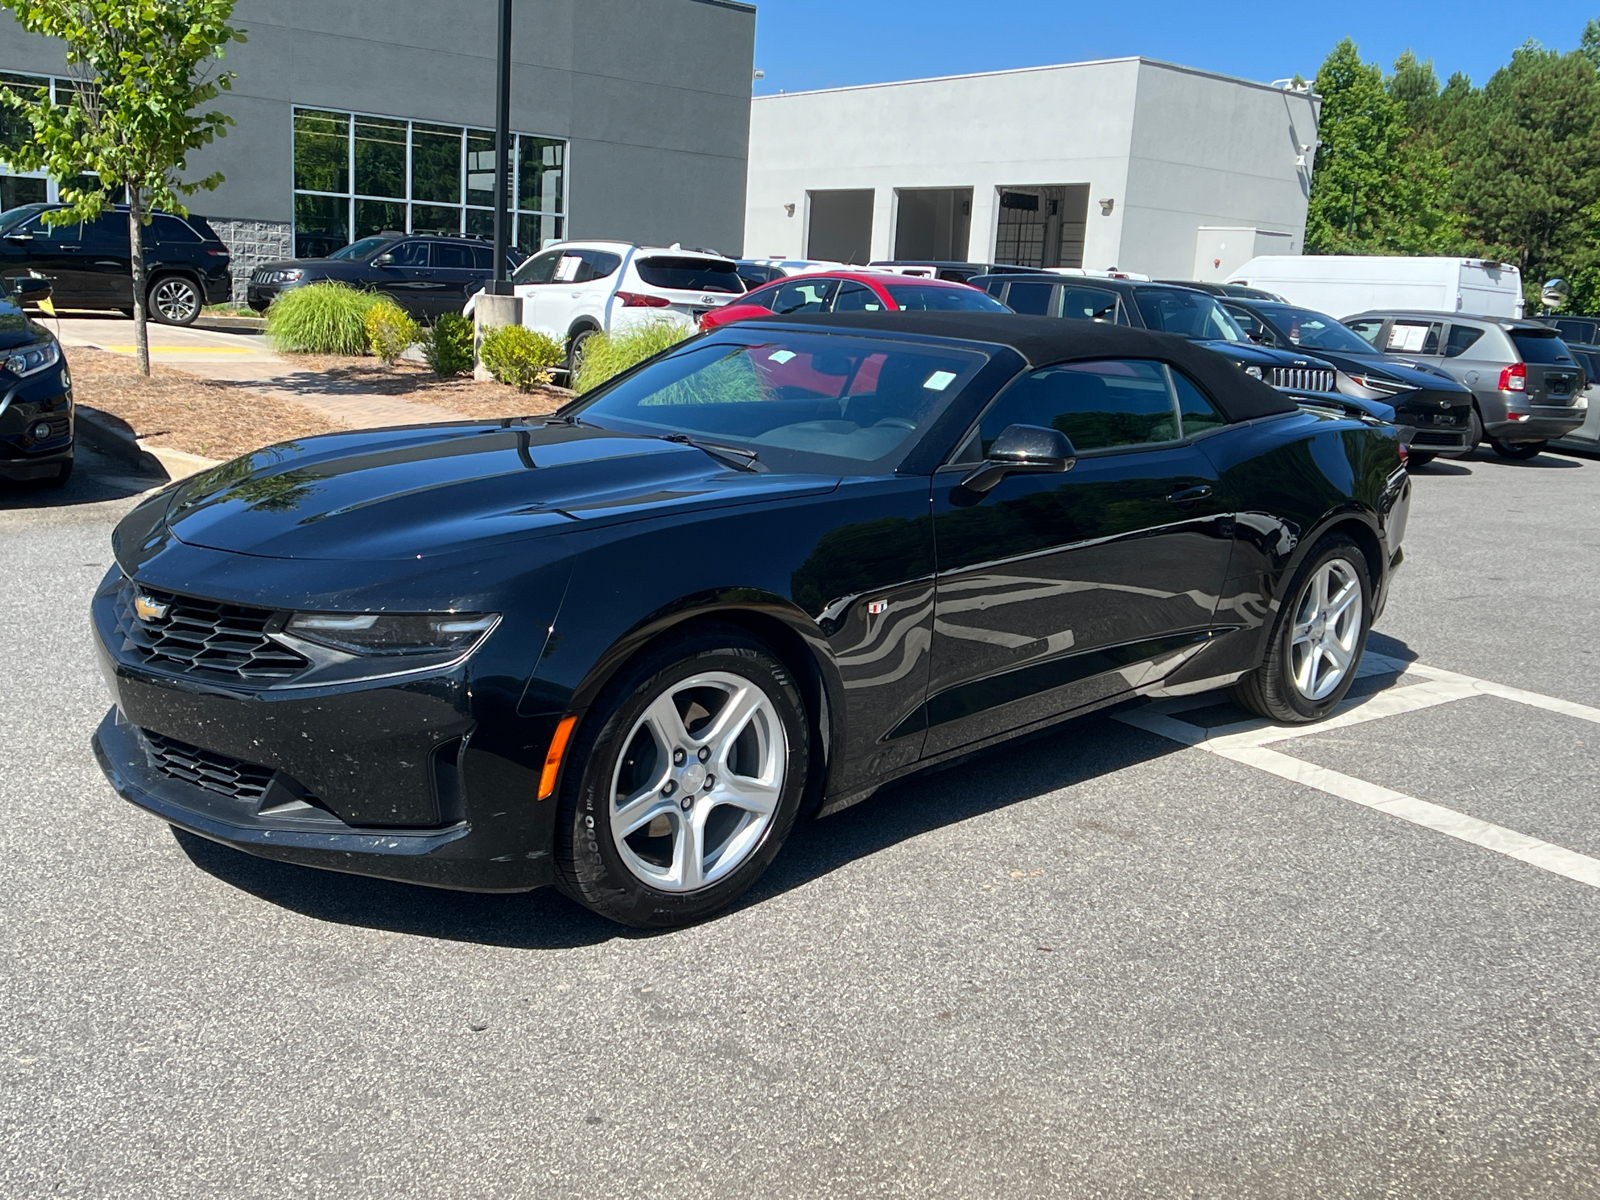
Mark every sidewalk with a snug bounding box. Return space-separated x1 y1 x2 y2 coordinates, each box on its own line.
52 314 472 429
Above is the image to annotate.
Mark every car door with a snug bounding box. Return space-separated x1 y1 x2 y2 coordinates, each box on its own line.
370 240 437 316
511 247 564 334
79 212 134 307
922 357 1233 755
533 248 623 339
428 241 481 312
5 212 94 305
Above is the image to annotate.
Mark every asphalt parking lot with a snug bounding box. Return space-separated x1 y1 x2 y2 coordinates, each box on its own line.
3 444 1598 1199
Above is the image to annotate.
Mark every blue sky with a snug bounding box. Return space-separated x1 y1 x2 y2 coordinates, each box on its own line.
750 1 1600 96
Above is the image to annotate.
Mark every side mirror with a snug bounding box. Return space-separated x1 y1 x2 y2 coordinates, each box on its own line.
4 232 33 243
10 275 51 302
372 252 394 267
959 423 1076 494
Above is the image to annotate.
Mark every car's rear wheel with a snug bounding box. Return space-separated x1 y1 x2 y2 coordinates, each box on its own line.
1489 438 1547 460
1232 535 1371 723
554 626 809 927
148 275 202 326
565 327 597 381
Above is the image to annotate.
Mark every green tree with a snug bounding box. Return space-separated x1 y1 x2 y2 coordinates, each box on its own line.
1445 42 1600 310
1388 49 1441 137
1306 39 1463 256
0 1 244 375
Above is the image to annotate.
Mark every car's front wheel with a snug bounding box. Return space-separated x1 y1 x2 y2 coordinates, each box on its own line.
148 275 202 326
1232 535 1371 723
554 626 810 927
565 327 596 381
1489 438 1547 460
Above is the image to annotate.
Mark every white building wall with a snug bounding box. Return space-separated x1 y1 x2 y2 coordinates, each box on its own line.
745 60 1143 266
744 58 1319 276
1119 61 1318 278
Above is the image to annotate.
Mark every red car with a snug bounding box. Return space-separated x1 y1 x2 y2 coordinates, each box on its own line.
699 270 1010 330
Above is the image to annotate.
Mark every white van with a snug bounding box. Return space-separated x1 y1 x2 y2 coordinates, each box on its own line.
1225 256 1524 320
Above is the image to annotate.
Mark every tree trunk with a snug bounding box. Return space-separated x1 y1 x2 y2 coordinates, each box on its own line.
128 191 149 377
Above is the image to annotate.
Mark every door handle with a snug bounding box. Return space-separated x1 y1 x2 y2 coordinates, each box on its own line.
1167 484 1213 506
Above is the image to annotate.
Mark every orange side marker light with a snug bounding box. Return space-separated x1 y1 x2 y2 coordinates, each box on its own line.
538 715 578 800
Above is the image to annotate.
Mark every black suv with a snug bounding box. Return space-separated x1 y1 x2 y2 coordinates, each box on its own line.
1220 298 1477 465
0 277 73 486
0 203 231 326
249 234 512 320
971 274 1342 394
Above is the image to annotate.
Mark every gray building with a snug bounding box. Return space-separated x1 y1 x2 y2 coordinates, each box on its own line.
0 0 756 302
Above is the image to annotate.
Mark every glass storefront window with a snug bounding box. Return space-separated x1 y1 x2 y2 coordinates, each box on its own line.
354 115 406 201
292 107 566 258
294 109 349 195
0 175 46 210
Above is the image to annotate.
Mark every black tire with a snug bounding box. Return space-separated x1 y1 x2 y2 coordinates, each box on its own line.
147 275 202 326
1405 451 1436 468
118 307 135 318
565 327 597 380
1489 438 1547 461
1232 535 1372 724
1467 404 1483 451
554 625 810 928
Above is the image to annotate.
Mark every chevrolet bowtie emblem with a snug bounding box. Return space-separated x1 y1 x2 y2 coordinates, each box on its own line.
133 594 169 623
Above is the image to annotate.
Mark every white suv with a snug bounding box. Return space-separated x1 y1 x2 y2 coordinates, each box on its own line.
469 241 746 371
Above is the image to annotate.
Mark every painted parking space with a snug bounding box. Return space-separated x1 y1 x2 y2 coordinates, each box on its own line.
1117 652 1600 890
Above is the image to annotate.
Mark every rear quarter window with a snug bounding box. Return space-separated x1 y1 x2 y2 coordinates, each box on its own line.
635 256 744 293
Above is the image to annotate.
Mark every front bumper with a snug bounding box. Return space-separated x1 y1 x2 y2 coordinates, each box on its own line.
245 282 279 313
0 368 73 476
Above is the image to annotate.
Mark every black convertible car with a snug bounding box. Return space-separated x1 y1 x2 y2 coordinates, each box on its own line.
91 313 1410 927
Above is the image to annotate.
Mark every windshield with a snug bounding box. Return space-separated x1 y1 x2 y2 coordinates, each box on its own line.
883 283 1009 312
570 331 988 473
0 204 48 234
328 236 393 261
1133 289 1245 342
1255 304 1378 353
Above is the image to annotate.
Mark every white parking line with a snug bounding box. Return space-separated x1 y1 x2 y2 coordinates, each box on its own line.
1117 655 1600 891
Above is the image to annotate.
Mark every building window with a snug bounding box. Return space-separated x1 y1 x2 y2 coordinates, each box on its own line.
291 106 566 259
0 71 119 207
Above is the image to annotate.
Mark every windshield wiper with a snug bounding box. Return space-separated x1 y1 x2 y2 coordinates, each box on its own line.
662 433 761 473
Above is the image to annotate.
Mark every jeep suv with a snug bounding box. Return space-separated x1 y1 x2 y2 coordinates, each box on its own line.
0 203 231 326
249 233 511 320
1343 311 1588 460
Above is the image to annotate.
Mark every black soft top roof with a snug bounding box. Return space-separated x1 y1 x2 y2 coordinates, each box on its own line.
764 311 1298 423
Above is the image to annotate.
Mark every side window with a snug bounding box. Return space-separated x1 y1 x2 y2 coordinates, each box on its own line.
384 241 430 267
82 213 130 252
830 281 883 312
1169 368 1228 437
1003 281 1056 316
1062 286 1123 324
512 248 562 285
25 214 83 242
471 245 494 271
150 214 201 244
1344 318 1385 347
431 242 473 268
1444 325 1484 358
579 250 622 282
979 359 1180 454
769 277 838 314
1387 320 1442 355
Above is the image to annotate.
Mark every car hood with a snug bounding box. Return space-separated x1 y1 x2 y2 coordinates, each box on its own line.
1335 350 1471 389
1196 340 1336 371
252 257 365 274
152 421 840 561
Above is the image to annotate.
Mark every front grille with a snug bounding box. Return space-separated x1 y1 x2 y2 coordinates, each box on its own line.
113 581 311 682
1270 366 1337 393
141 729 276 803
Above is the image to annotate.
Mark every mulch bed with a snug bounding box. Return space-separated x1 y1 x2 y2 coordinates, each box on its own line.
275 355 571 420
68 348 341 460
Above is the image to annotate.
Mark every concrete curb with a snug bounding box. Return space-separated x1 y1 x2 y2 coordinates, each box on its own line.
75 406 223 481
195 315 267 333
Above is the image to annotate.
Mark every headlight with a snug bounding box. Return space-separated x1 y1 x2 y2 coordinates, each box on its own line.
1243 365 1263 379
1346 372 1413 397
285 611 499 657
278 269 304 283
5 340 60 378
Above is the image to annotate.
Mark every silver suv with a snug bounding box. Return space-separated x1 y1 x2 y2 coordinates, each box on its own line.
1343 311 1588 460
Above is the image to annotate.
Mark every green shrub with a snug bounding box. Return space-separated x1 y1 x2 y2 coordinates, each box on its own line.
574 319 693 394
265 282 382 355
365 300 418 365
479 323 562 391
422 312 475 378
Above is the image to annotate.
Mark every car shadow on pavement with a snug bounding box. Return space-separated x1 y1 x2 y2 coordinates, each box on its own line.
0 447 161 509
172 709 1194 949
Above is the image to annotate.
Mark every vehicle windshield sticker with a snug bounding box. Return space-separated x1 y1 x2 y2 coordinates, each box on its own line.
554 255 583 282
923 370 958 391
768 350 797 364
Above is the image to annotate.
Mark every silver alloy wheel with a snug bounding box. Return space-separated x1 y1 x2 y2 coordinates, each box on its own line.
1289 558 1363 702
609 670 787 893
152 277 200 324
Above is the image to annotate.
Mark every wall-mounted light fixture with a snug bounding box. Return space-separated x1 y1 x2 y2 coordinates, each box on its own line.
1098 198 1115 216
784 203 795 217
